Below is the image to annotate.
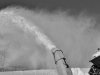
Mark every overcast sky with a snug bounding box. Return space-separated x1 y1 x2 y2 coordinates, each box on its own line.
0 0 100 14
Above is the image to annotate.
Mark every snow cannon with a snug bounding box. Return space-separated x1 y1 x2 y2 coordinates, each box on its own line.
0 10 73 75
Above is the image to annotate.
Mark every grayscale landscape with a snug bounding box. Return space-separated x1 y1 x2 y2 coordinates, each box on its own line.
0 0 100 75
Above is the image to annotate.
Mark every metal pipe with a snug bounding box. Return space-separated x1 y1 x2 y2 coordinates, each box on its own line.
51 48 73 75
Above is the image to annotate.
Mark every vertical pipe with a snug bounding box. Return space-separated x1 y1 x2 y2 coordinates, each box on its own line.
51 48 73 75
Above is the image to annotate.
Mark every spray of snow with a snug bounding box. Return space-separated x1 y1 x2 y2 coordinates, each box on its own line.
0 6 100 71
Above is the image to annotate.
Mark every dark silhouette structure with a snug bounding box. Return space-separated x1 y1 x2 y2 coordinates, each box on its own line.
89 49 100 75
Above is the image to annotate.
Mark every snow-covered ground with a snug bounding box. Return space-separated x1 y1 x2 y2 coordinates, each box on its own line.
0 68 90 75
0 69 58 75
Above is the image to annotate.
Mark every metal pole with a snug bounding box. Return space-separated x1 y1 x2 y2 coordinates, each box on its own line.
51 48 73 75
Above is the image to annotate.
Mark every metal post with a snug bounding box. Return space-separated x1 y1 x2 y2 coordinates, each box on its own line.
51 48 73 75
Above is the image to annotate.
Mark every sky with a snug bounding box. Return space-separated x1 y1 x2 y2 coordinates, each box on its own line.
0 0 100 15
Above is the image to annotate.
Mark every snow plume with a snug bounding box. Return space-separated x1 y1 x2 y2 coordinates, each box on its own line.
0 6 100 71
